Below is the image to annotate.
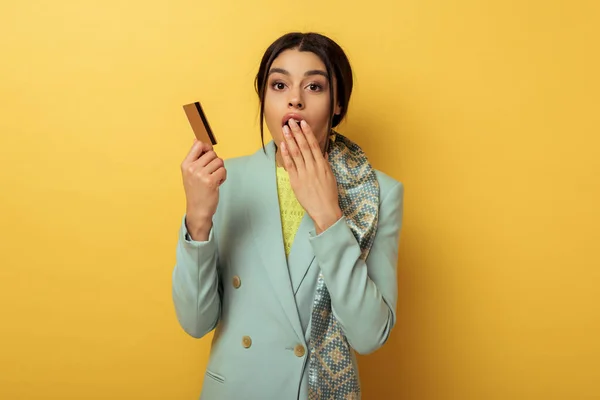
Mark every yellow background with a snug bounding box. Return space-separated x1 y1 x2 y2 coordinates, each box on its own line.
1 0 598 399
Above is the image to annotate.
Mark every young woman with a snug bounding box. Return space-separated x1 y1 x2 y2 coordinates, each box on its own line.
172 32 404 400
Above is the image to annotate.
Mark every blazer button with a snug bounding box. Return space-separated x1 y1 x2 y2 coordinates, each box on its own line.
242 336 252 348
232 275 241 289
294 344 306 357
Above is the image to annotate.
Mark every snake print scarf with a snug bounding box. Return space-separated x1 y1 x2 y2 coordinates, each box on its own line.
308 131 380 400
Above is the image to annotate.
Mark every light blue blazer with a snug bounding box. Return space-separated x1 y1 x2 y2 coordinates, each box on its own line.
172 141 404 400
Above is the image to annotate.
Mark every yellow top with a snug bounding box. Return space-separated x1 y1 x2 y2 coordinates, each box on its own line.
276 166 305 256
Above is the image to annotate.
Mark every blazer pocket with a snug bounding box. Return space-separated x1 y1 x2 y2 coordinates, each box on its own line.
205 369 225 384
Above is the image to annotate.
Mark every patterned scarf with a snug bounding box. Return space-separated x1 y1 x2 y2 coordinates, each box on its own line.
308 131 380 400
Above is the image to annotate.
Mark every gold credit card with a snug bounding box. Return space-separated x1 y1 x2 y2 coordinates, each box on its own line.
183 101 217 145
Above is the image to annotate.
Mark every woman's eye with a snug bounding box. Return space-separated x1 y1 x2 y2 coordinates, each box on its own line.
307 83 322 91
272 82 286 90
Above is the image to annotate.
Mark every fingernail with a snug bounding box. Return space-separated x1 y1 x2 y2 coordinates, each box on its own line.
300 120 307 128
283 125 291 136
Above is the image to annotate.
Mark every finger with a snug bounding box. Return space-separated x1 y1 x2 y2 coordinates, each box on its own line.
195 150 218 168
299 120 324 166
288 119 315 167
283 124 305 171
280 141 297 174
204 156 224 174
212 166 227 186
183 140 213 165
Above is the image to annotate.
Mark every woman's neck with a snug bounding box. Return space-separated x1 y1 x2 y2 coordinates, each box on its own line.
275 148 285 168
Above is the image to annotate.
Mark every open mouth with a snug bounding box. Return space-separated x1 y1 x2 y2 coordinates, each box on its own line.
282 114 303 127
283 119 300 127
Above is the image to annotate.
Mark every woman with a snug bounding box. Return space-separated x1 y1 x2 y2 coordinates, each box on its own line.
172 32 404 400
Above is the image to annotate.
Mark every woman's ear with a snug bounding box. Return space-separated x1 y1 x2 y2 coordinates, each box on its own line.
335 102 342 116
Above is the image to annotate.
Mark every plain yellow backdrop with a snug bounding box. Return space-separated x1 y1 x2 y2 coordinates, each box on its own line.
1 0 598 399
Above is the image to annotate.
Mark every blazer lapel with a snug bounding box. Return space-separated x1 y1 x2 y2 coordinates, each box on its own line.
245 142 304 341
287 213 316 295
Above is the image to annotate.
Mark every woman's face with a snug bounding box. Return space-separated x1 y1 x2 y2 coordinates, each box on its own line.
263 49 341 153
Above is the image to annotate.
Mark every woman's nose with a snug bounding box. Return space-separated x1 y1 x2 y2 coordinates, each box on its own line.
288 90 304 109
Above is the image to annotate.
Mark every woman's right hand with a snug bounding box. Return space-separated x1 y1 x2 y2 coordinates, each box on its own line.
180 140 227 241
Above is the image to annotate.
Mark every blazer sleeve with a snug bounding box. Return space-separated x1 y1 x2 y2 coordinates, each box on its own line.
308 181 404 355
171 215 222 339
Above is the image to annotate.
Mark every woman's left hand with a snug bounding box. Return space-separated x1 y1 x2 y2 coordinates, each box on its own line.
280 119 343 234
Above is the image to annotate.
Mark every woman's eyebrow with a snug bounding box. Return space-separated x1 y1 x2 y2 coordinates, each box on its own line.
304 70 328 79
268 68 329 79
